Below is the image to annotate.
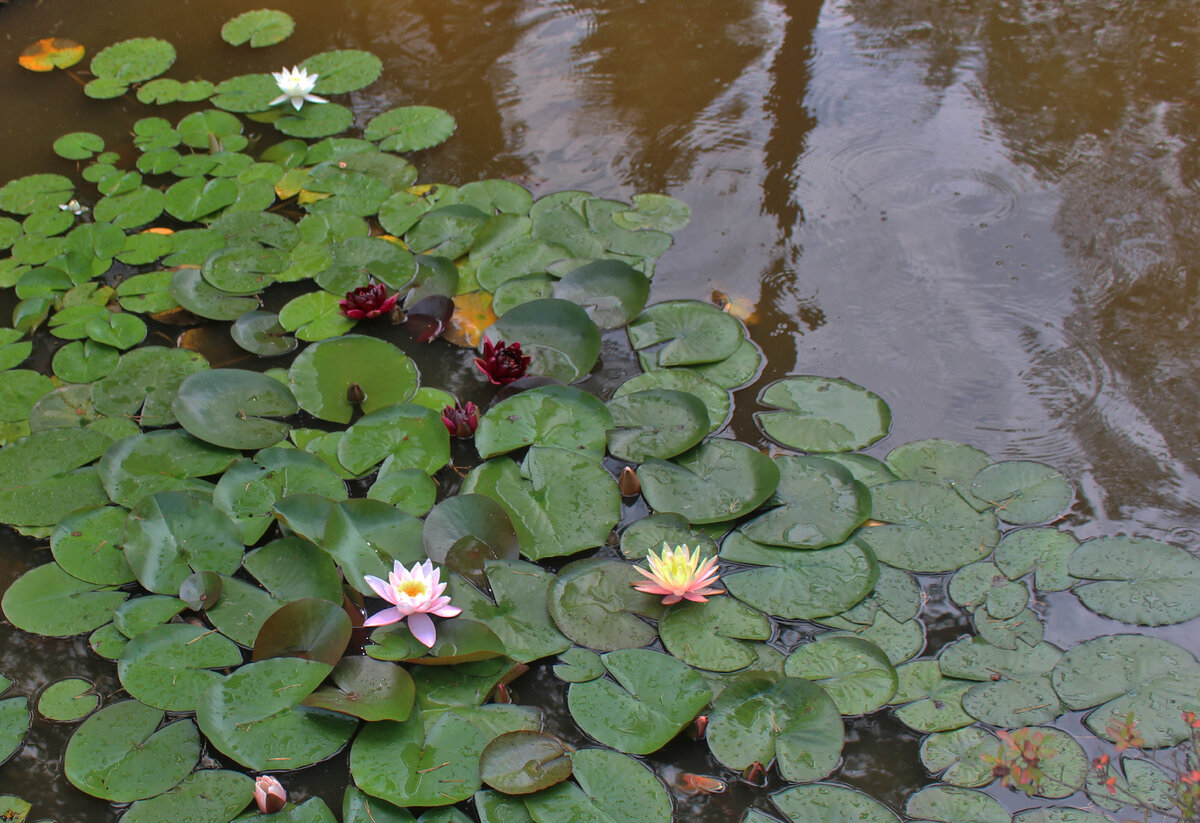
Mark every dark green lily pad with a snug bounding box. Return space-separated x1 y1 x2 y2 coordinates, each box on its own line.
99 430 238 508
993 527 1079 592
170 267 260 321
769 783 901 823
197 657 356 770
891 660 974 733
606 389 709 462
122 770 254 823
725 540 876 619
863 481 999 572
214 450 347 544
740 455 870 549
288 335 418 423
567 648 711 754
64 699 198 802
113 595 187 639
613 368 731 433
784 636 897 715
1012 810 1114 823
552 259 649 329
231 310 297 356
970 461 1073 524
174 369 298 449
123 491 245 594
37 678 99 722
253 597 351 666
303 50 384 95
974 607 1045 650
706 676 844 782
50 505 134 585
961 674 1063 727
485 299 601 383
0 428 112 526
344 786 416 823
222 9 295 46
480 730 573 795
948 562 1030 619
1068 536 1200 625
904 786 1010 823
627 300 741 366
447 560 569 664
204 575 278 648
463 448 620 560
0 696 29 765
553 647 605 683
279 290 357 341
424 495 519 569
178 570 222 611
316 497 426 595
92 346 209 427
1 562 127 637
676 336 764 391
919 727 998 788
476 385 613 459
1050 634 1200 748
243 536 344 603
117 623 243 712
548 558 665 651
303 655 415 722
520 748 671 823
637 438 779 524
0 174 75 215
885 439 991 508
755 376 891 452
619 513 718 560
338 403 450 476
658 595 771 672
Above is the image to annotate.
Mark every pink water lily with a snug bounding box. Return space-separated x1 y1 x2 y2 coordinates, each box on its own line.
632 543 724 605
254 775 287 814
363 560 461 647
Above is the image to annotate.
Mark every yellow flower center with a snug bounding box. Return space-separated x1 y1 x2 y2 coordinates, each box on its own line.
399 580 428 598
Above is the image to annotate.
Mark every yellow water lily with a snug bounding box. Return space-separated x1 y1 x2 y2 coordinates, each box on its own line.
632 543 724 605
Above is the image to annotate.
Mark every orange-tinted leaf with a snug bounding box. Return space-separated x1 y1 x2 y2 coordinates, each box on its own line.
141 227 175 236
444 291 497 348
19 38 85 72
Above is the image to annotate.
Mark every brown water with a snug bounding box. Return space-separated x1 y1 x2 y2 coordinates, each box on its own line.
3 0 1200 819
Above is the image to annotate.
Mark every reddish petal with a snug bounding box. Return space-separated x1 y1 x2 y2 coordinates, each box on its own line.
364 606 403 627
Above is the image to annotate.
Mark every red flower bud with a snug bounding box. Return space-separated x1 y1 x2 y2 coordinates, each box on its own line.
441 401 479 438
338 282 399 319
474 339 531 385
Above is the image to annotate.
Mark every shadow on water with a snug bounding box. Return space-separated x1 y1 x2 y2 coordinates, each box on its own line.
3 0 1200 819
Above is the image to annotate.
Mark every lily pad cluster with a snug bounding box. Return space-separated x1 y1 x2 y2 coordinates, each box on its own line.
1 13 1199 823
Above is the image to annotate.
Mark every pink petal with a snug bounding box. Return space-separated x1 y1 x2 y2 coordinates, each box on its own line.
633 581 672 595
364 606 403 627
363 575 394 602
431 603 461 618
681 592 711 603
661 594 683 605
407 612 437 648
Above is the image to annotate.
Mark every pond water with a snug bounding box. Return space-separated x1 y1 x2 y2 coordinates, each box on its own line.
2 0 1200 821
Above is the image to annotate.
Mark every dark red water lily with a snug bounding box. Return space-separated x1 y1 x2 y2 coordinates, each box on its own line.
474 339 530 385
441 401 479 438
338 282 399 319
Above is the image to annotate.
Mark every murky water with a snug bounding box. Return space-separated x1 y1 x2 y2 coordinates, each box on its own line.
3 0 1200 819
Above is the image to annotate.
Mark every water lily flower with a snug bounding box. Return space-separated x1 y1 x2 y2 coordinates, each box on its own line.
254 775 287 814
58 199 86 215
363 560 461 648
474 338 530 385
632 543 723 605
442 401 479 438
338 282 399 319
269 65 327 110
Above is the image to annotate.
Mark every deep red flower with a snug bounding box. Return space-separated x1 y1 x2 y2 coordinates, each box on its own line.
338 282 399 319
474 339 530 385
441 401 479 438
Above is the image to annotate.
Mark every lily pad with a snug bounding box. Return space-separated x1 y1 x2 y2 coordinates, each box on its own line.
706 676 844 782
948 562 1030 619
783 636 897 715
605 389 709 462
90 37 176 84
123 491 245 594
552 259 649 329
891 660 975 733
92 345 209 427
567 648 711 754
993 527 1079 592
302 655 415 722
1050 634 1200 748
1 562 127 637
121 770 255 823
627 300 741 366
64 699 199 802
520 748 671 823
1068 536 1200 625
548 558 665 651
613 368 731 433
756 376 891 453
863 480 999 572
485 299 601 383
904 786 1010 823
37 678 99 722
170 267 260 321
288 335 418 423
0 696 29 765
724 540 877 619
232 310 298 356
196 657 357 770
476 385 613 459
658 595 771 672
222 9 295 46
447 560 569 664
970 461 1073 524
303 49 384 95
253 597 351 666
173 369 297 449
885 438 991 508
214 450 347 544
0 174 75 215
279 290 357 341
919 727 998 788
637 438 779 524
480 731 573 794
740 455 871 549
769 783 901 823
338 403 450 476
117 623 243 712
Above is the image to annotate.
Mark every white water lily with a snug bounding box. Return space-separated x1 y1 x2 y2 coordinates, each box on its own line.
269 65 327 110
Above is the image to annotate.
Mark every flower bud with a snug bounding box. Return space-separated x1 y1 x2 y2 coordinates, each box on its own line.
254 775 287 814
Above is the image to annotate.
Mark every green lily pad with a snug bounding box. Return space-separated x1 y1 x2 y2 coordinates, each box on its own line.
885 438 991 508
974 606 1046 650
113 595 187 639
605 389 709 462
0 427 112 526
302 656 415 722
463 448 620 560
1 562 127 637
919 727 998 788
1050 634 1200 748
197 657 357 770
0 329 31 371
170 267 260 321
222 9 295 46
405 204 487 258
551 259 649 329
480 731 573 795
1008 726 1088 799
98 430 238 508
215 450 347 544
706 676 844 782
1012 811 1114 823
92 346 209 427
0 696 29 765
548 558 665 651
278 290 357 341
123 491 245 594
117 623 243 712
0 370 53 422
344 786 417 823
783 636 897 715
619 512 718 560
173 369 297 450
637 438 779 524
948 562 1030 619
627 300 741 366
725 540 877 619
1086 756 1173 813
64 699 198 802
303 49 384 95
613 368 731 433
365 106 458 152
423 495 519 569
0 174 75 215
863 480 999 572
520 747 671 823
90 37 175 83
476 385 613 459
314 497 426 594
121 770 254 823
37 678 99 722
740 455 870 549
970 461 1073 524
829 610 925 665
891 660 974 733
658 595 771 672
768 783 901 823
243 536 344 603
204 575 278 648
904 786 1010 823
338 403 450 476
755 376 891 452
485 299 601 383
253 597 351 666
1068 536 1200 625
232 310 298 356
288 335 418 423
553 647 606 683
446 560 569 664
567 648 711 754
993 527 1079 592
179 570 223 611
